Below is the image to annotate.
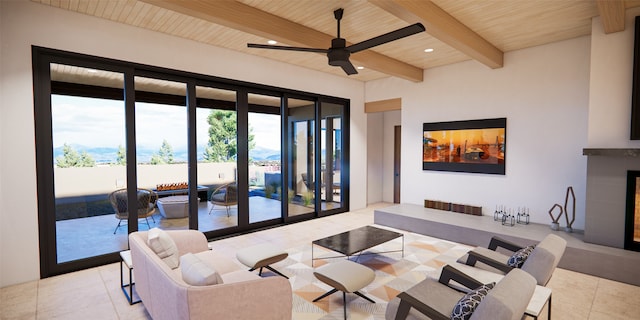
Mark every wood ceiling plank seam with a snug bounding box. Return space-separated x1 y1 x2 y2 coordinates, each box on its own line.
139 5 162 29
130 2 153 27
155 9 181 33
178 16 203 40
94 0 108 17
58 0 70 10
76 0 89 13
101 0 117 19
121 1 144 25
67 0 79 11
147 8 170 31
108 0 125 20
84 0 99 15
164 14 192 38
188 18 213 41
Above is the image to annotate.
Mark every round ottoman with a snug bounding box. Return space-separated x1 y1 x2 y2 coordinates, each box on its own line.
236 243 289 278
313 260 375 319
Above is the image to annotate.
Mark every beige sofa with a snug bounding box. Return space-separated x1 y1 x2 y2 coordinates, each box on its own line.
129 230 292 320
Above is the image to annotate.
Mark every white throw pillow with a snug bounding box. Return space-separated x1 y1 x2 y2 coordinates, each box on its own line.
180 253 223 286
147 228 180 269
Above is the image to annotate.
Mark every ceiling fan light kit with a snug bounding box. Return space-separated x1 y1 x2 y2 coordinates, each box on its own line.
247 8 425 75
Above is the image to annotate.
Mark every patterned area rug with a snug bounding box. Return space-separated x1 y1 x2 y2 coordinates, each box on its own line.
264 230 474 320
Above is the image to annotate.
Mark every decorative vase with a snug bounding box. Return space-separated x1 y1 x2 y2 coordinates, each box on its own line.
550 222 560 231
564 227 573 233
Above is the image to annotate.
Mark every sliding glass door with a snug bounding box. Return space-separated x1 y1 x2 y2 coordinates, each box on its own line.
34 47 350 278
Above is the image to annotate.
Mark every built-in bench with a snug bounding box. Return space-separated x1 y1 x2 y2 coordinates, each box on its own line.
374 203 640 286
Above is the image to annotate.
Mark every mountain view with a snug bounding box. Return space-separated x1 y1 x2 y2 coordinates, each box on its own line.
53 144 281 164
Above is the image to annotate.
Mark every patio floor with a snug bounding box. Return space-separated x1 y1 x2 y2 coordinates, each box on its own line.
55 196 338 262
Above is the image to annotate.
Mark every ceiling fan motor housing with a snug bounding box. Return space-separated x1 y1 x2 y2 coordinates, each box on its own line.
328 38 350 65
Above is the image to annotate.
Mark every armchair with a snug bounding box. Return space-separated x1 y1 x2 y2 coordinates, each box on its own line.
109 188 158 234
386 265 536 320
460 234 566 286
208 183 237 217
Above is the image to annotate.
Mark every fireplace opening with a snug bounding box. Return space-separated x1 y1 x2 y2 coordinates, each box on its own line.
625 171 640 251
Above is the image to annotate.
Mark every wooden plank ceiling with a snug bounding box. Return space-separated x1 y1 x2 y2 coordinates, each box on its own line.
33 0 640 83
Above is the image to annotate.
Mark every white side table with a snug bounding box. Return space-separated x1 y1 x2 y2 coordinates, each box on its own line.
120 250 141 305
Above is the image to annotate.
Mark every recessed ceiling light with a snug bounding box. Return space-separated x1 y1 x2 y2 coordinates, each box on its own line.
267 40 277 45
424 48 434 53
357 66 364 70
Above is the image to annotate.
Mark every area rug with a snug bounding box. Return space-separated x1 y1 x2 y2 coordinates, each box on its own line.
268 231 474 320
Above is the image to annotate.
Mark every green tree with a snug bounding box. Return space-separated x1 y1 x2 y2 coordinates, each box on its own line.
55 143 95 168
203 110 255 162
116 144 126 165
150 139 174 164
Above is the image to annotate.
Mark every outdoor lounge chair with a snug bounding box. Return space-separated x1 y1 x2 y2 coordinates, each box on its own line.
386 265 536 320
110 188 158 234
458 234 566 286
208 182 238 217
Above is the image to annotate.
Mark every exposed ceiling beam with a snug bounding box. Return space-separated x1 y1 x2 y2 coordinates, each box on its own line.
596 0 626 34
139 0 424 82
369 0 503 69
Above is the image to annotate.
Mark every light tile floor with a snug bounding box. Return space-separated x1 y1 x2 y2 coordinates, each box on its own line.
2 203 640 319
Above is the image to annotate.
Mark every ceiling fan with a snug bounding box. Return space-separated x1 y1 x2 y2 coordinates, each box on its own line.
247 8 425 75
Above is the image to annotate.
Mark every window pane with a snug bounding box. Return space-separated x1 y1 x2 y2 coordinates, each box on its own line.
51 64 126 262
288 98 315 216
248 93 282 223
134 76 189 231
196 86 239 231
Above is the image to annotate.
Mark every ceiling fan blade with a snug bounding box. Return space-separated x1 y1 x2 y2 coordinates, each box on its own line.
347 23 425 53
247 43 328 53
336 60 357 75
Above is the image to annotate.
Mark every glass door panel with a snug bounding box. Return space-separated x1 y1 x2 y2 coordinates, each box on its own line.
320 101 344 213
248 93 282 224
288 99 316 216
195 85 239 232
134 76 188 231
51 64 127 263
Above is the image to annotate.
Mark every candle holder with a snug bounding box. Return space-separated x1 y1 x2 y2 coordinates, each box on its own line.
494 205 505 221
501 212 515 226
517 207 530 225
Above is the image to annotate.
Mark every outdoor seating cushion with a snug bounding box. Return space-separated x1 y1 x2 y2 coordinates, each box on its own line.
313 260 375 293
147 227 179 269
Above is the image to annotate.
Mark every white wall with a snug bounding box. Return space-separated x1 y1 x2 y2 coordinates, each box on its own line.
0 1 366 287
366 37 591 229
588 8 640 148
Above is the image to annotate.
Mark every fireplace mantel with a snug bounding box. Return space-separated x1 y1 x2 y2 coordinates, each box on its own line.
583 148 640 157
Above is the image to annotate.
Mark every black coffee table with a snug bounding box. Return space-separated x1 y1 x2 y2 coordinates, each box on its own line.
311 225 404 266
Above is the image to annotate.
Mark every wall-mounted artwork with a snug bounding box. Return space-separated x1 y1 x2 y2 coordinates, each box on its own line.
423 118 506 174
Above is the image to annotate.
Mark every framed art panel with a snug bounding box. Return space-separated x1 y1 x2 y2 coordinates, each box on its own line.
423 118 506 174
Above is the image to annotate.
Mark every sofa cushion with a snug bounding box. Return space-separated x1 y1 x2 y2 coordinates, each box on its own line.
180 253 223 286
507 245 535 268
451 282 494 320
147 228 180 269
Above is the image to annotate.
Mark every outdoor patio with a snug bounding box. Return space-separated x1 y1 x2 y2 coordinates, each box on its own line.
55 195 336 262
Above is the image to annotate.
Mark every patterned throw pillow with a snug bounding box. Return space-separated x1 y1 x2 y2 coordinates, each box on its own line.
507 245 535 268
451 282 495 320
